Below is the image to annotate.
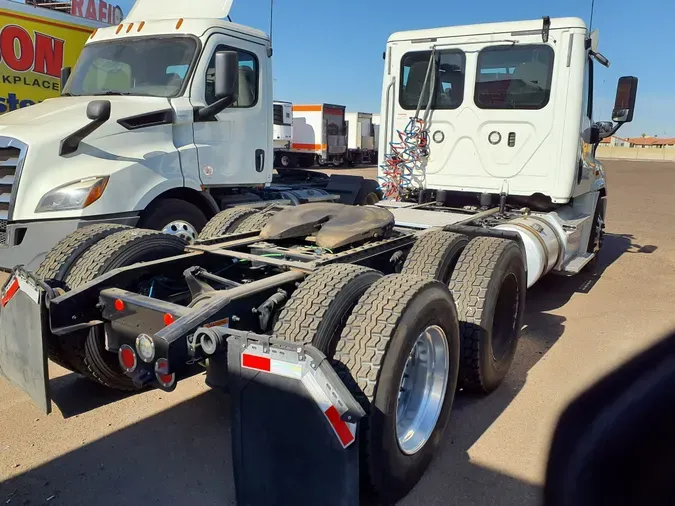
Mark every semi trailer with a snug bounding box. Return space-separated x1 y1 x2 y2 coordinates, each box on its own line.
0 13 637 506
345 111 378 165
273 102 348 168
0 0 379 273
273 103 379 168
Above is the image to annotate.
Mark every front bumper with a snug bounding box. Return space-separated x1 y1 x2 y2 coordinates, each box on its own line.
0 215 140 272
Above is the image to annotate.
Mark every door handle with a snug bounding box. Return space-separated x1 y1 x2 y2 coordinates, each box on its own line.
255 149 265 172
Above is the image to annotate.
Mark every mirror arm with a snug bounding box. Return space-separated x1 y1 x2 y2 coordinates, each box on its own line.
196 95 236 121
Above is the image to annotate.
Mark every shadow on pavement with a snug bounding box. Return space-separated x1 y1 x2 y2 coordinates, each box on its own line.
50 365 206 419
4 233 655 505
1 390 235 506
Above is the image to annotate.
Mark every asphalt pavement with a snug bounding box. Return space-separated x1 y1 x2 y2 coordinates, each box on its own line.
1 160 674 505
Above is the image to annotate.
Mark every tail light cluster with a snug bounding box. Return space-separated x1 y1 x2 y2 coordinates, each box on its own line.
117 340 176 389
114 298 177 388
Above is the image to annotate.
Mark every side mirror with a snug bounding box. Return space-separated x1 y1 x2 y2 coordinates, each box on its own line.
86 100 111 122
60 67 71 92
215 50 239 102
60 100 111 156
597 121 614 139
612 76 638 123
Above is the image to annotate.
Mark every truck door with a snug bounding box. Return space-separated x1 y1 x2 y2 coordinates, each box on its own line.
190 34 271 187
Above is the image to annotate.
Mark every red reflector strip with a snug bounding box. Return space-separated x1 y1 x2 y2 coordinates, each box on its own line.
242 353 271 372
1 278 20 307
324 405 355 448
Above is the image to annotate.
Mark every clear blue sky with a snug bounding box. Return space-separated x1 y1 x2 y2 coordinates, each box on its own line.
114 0 673 137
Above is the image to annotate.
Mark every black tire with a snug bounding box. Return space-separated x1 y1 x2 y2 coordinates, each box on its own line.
35 223 131 371
279 154 296 168
355 179 382 205
448 237 526 394
61 229 188 390
334 274 460 504
234 210 275 233
138 198 208 242
587 195 607 255
199 207 260 239
402 230 469 283
274 264 382 356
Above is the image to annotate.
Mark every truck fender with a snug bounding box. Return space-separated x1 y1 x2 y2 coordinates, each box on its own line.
324 175 381 205
134 179 219 219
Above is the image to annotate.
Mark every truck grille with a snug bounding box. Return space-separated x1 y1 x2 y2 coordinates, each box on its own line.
0 137 28 245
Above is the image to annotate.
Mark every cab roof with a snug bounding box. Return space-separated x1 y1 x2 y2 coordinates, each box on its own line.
89 18 269 46
388 17 587 43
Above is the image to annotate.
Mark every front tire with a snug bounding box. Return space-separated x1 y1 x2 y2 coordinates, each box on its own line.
139 198 207 242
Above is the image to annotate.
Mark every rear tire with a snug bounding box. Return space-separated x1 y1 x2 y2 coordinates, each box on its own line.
273 264 382 357
234 210 275 233
199 207 259 239
402 230 469 283
62 229 187 390
138 198 207 242
334 274 460 504
448 237 526 393
35 223 131 371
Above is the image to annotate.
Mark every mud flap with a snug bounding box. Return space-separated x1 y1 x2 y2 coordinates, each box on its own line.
0 268 51 414
227 333 365 506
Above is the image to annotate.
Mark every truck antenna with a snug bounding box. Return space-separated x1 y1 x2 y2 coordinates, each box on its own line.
269 0 274 54
589 0 596 30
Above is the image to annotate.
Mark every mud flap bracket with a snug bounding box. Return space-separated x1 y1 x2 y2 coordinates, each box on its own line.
0 267 52 414
226 330 366 506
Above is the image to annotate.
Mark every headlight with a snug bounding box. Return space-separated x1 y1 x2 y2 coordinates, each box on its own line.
35 176 109 212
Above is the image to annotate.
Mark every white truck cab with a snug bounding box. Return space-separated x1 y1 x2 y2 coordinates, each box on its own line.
0 0 378 271
378 17 637 283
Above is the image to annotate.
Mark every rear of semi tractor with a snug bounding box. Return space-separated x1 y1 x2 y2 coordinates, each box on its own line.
0 13 638 506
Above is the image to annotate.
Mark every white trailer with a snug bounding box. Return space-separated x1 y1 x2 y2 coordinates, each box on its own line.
371 112 381 153
344 111 378 165
272 100 292 151
273 103 347 168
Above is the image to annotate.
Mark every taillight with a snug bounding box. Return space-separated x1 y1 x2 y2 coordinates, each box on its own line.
118 345 137 373
136 334 155 363
155 358 176 388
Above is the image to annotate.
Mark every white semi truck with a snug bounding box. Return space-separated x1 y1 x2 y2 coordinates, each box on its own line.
0 0 379 272
0 12 637 506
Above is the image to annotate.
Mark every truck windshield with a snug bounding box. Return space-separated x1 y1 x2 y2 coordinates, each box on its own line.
63 37 198 98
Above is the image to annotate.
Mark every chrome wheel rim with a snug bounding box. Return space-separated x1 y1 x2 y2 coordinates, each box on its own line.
162 220 197 242
396 325 450 455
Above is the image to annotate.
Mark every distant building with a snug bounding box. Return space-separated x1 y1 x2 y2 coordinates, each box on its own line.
599 136 629 147
627 137 675 149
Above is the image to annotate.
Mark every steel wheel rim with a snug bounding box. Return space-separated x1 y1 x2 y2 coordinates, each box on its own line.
162 220 197 242
396 325 450 455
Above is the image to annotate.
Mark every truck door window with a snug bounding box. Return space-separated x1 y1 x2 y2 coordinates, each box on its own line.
64 37 198 98
474 44 554 110
399 50 465 110
205 45 258 108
